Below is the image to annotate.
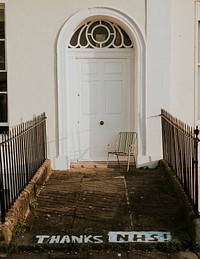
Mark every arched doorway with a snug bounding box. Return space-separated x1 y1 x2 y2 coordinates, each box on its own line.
68 19 134 162
56 7 146 169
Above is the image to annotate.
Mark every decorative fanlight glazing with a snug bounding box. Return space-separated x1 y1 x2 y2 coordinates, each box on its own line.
68 20 133 49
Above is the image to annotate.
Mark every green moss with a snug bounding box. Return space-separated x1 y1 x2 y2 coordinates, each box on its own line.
29 198 39 210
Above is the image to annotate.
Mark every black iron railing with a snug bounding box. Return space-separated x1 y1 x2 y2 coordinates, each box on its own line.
161 109 199 215
0 113 47 222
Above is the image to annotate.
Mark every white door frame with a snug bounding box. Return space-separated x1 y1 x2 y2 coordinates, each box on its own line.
69 50 134 162
56 7 146 169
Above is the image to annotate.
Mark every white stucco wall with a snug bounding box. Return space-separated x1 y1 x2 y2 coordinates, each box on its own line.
4 0 197 167
170 0 195 126
145 0 196 165
5 0 146 162
144 0 171 165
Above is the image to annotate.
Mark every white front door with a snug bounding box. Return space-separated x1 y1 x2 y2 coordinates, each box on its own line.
70 57 132 161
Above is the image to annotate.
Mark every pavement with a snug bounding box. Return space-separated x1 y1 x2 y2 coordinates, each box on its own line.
2 163 199 258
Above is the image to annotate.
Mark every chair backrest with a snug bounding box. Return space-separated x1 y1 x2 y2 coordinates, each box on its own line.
116 132 137 154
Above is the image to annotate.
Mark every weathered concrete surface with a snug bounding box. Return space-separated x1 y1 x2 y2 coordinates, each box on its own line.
5 250 200 259
8 163 198 258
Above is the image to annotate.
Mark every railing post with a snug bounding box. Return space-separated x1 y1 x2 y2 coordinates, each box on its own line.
0 144 5 223
194 126 199 215
0 180 5 223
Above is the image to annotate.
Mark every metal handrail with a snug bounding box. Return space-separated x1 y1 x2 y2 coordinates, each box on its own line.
161 109 199 215
0 113 47 222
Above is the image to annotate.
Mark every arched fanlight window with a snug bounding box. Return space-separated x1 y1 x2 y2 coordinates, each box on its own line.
68 20 133 49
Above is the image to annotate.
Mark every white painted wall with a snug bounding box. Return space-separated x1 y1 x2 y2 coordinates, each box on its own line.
144 0 171 165
144 0 196 166
6 0 146 162
170 0 195 126
4 0 198 167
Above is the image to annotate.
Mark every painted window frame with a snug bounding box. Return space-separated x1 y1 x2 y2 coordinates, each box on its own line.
68 19 133 49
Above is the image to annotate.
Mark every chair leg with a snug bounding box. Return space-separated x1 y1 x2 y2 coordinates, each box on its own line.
116 154 121 168
127 158 130 171
126 154 131 171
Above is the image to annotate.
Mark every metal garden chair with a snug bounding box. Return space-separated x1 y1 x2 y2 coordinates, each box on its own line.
107 132 137 171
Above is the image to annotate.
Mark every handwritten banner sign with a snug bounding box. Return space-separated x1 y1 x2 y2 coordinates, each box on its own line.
36 231 172 244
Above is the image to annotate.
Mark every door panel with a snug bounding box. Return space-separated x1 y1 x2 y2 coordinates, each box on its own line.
81 81 99 115
70 58 131 161
105 80 123 114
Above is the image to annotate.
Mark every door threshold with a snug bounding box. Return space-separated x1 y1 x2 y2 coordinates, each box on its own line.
70 162 107 169
70 161 135 169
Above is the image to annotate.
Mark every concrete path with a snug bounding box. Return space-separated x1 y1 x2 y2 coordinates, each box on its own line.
8 163 198 258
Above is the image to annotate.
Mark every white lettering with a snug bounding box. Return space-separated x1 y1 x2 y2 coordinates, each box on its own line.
71 235 84 243
49 235 61 244
83 235 94 243
93 235 103 243
60 235 70 244
36 235 50 244
35 231 172 244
